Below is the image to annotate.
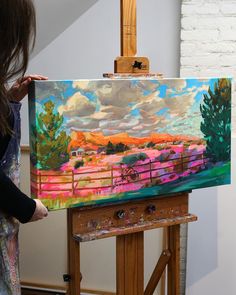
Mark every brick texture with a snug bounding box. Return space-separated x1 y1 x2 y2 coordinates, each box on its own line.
180 0 236 134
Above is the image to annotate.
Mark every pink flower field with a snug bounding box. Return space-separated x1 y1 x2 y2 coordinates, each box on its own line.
31 143 207 203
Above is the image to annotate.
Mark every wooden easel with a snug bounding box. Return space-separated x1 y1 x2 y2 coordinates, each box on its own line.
67 1 197 294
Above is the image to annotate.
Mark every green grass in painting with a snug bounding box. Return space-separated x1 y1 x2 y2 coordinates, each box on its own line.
38 162 230 210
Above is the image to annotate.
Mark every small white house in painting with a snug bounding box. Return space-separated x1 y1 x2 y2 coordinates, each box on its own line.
70 148 85 157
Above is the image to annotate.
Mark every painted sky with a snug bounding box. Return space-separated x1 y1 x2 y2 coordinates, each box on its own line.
34 78 219 138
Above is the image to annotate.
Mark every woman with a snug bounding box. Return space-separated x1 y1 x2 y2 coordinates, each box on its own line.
0 0 48 294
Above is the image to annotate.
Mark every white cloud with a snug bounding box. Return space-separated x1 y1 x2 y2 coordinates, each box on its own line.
159 79 187 91
164 93 195 117
198 84 209 92
72 80 91 90
117 117 140 130
58 92 96 117
66 118 99 130
100 105 130 119
59 78 206 137
89 111 112 120
90 80 159 108
135 95 165 115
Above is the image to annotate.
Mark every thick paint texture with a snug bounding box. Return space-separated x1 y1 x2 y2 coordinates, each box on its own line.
28 78 231 210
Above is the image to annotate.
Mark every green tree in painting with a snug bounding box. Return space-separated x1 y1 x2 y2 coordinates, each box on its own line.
147 141 155 148
200 78 231 163
115 142 129 153
106 141 129 154
106 141 115 155
31 100 70 170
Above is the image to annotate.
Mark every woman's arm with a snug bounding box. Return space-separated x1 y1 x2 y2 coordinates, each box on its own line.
0 74 49 222
0 169 48 223
0 168 36 223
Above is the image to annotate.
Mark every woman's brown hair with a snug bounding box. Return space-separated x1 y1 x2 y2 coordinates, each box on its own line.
0 0 36 135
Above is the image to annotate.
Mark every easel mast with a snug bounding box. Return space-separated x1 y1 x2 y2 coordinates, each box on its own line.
114 0 150 74
67 1 197 294
120 0 136 56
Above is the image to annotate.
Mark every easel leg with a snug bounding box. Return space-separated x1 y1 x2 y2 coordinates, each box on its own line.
144 249 171 295
116 232 144 295
68 210 81 295
167 225 180 295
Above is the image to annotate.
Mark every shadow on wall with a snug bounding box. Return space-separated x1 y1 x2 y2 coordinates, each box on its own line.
186 186 218 287
33 0 99 57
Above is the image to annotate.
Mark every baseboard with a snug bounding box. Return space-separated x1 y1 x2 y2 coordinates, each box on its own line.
21 281 115 295
21 282 66 295
81 290 115 295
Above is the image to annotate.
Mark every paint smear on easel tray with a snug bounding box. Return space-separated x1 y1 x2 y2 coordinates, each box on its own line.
28 78 231 210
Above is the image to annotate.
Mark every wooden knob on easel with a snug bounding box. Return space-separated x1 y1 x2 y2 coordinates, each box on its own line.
116 210 126 219
147 204 156 214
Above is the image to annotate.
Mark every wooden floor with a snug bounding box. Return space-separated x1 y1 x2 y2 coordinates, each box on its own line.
21 288 64 295
21 288 112 295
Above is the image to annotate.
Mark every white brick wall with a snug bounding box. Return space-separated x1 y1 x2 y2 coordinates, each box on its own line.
180 0 236 134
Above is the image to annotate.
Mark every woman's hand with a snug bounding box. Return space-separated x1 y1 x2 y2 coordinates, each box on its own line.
9 74 48 102
30 199 48 222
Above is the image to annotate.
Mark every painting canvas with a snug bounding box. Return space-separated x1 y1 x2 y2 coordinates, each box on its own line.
28 78 231 210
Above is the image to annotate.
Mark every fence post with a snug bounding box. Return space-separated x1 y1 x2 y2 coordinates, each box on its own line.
149 159 152 183
39 172 41 195
181 154 184 173
111 165 114 192
72 170 75 195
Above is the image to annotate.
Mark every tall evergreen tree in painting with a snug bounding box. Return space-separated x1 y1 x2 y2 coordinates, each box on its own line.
200 79 231 163
31 100 70 170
